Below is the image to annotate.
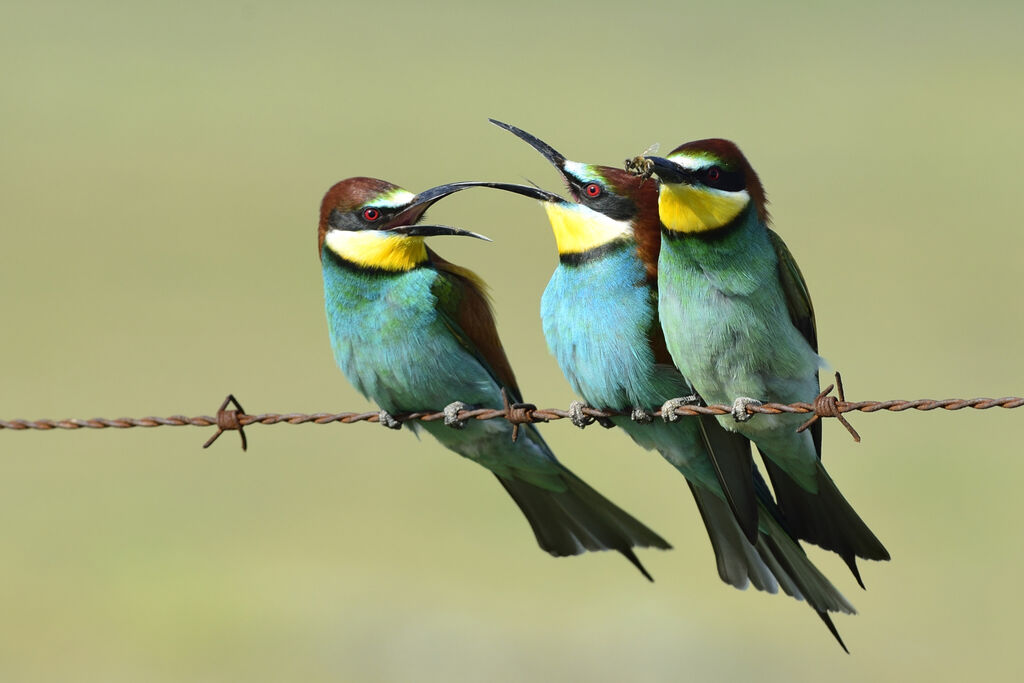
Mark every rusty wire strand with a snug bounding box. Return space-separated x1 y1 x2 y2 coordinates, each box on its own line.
2 390 1021 451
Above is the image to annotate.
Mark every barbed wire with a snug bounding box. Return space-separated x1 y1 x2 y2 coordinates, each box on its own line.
2 378 1021 451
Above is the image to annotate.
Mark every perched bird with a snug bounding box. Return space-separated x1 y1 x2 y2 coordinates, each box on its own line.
318 176 670 580
643 143 890 584
482 120 855 649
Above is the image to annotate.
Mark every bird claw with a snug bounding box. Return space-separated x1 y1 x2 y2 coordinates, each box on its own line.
568 401 595 429
732 397 763 422
661 395 700 422
443 401 469 429
630 407 654 424
378 409 402 430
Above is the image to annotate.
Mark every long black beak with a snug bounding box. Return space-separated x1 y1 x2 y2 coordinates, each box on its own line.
456 181 563 203
385 180 563 231
383 182 481 229
489 119 568 171
385 181 561 229
644 156 692 184
388 224 491 241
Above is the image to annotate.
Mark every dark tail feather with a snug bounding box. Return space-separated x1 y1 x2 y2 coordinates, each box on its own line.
619 548 655 582
688 479 857 615
496 471 671 581
761 451 890 587
688 478 855 651
756 519 856 615
757 508 856 651
818 612 850 654
688 483 779 591
696 415 759 544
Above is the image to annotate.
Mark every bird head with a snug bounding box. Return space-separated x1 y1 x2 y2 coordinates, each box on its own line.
486 120 661 273
486 120 661 264
318 177 490 271
644 140 768 237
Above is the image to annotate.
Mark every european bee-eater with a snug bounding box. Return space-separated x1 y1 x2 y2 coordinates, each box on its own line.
644 143 890 584
482 121 855 649
318 176 670 579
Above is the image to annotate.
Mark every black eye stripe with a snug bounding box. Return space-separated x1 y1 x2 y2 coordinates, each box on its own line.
565 178 634 221
363 207 396 223
328 207 397 231
699 165 745 192
584 192 635 221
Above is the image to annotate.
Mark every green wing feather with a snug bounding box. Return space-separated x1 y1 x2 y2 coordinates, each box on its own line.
767 228 817 353
767 228 822 458
427 247 523 403
764 230 890 581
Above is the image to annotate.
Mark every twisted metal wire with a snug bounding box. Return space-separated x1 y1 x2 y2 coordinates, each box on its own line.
2 389 1021 451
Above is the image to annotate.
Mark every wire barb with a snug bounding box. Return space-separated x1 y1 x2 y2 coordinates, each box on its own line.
202 394 247 451
502 388 544 443
797 373 862 442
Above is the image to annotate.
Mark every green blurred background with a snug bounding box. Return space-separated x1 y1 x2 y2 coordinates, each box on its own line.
2 0 1022 679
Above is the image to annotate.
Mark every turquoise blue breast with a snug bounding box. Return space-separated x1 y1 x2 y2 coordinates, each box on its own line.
540 242 720 487
322 251 493 413
540 243 689 409
322 249 565 488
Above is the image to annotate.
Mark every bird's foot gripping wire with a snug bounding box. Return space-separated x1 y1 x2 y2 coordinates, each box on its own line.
378 409 403 430
660 395 701 422
731 397 763 422
630 407 654 424
568 401 594 429
569 401 616 429
443 401 469 429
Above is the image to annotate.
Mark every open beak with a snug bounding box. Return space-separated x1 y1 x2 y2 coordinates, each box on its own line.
643 156 692 185
490 119 596 204
489 119 568 171
384 180 563 236
387 224 491 241
383 182 479 229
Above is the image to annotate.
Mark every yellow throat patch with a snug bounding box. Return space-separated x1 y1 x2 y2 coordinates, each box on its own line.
658 183 749 234
324 230 427 271
543 202 630 255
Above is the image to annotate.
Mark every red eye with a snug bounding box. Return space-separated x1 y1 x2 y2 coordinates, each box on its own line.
584 183 602 198
362 207 381 221
706 167 721 183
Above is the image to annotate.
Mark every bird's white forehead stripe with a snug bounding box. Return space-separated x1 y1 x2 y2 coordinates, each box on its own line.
665 154 715 171
563 160 588 176
374 189 416 208
562 160 598 181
